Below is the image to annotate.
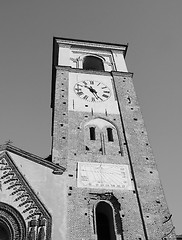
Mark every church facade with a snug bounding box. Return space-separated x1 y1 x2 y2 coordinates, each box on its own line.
0 37 176 239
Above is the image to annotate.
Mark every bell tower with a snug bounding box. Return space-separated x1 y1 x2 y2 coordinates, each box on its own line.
51 37 176 239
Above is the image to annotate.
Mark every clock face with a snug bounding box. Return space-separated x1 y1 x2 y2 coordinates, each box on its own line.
74 80 111 102
77 162 133 190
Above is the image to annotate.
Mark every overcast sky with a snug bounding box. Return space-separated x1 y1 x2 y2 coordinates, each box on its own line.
0 0 182 234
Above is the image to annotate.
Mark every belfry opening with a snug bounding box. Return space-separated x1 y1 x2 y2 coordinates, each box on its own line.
83 56 104 71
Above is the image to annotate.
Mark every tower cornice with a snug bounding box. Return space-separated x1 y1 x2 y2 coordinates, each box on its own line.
54 37 128 57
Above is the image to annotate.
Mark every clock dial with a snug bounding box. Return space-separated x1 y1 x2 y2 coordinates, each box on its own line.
74 80 111 102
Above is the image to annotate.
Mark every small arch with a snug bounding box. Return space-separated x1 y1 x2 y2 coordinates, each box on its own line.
96 201 116 240
83 56 104 71
85 118 114 130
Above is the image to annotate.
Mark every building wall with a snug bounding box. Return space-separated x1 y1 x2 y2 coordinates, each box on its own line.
51 63 176 239
0 150 67 240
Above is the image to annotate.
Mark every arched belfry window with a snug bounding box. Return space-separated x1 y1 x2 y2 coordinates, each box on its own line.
83 56 104 71
96 202 116 240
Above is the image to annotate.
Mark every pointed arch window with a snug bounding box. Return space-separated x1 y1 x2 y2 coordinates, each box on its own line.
83 56 104 71
107 128 114 142
96 202 116 240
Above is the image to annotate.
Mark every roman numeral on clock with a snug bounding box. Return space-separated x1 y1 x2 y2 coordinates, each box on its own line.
76 84 83 88
75 88 82 92
102 94 109 98
76 91 84 96
83 95 88 100
83 81 87 85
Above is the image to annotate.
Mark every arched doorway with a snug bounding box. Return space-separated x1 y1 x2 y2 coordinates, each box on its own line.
0 203 26 240
96 201 116 240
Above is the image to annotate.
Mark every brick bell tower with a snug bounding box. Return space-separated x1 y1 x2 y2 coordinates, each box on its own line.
51 37 176 240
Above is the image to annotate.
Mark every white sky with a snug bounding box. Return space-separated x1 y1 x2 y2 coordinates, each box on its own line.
0 0 182 234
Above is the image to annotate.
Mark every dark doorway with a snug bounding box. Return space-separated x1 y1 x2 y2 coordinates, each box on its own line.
83 56 104 71
96 202 116 240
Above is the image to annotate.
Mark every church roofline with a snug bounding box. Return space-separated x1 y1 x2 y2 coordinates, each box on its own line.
53 36 129 56
0 144 65 173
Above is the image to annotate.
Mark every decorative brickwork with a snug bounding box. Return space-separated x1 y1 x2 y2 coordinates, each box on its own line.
52 70 69 167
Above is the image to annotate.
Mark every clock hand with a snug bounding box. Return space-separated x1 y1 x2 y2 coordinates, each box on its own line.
88 87 101 100
82 85 103 100
88 87 104 101
82 85 99 98
83 85 90 89
93 93 99 100
89 86 97 93
83 85 97 93
94 92 103 101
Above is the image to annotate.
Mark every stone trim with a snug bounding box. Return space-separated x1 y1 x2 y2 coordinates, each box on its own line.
54 37 128 52
89 192 123 236
0 144 65 173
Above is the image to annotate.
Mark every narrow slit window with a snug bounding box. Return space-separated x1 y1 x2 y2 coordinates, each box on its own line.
107 128 114 142
90 127 96 140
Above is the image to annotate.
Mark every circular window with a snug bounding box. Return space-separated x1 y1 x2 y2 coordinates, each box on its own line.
0 203 26 240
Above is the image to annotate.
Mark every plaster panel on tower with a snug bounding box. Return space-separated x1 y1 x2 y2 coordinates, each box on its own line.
112 50 128 72
58 45 70 66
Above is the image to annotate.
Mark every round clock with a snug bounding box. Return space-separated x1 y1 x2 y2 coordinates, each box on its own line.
74 80 111 102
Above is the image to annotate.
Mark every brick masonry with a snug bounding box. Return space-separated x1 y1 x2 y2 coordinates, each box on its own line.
51 65 176 239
